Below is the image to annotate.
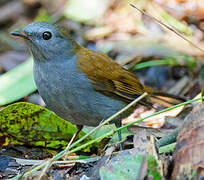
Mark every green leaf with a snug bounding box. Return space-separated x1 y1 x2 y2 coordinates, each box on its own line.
131 54 196 71
147 156 161 179
0 58 36 106
34 9 51 22
0 102 98 152
131 59 179 70
159 142 176 154
100 155 147 180
99 155 161 180
201 87 204 101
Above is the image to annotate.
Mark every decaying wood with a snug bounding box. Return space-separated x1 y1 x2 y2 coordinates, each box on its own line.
171 102 204 179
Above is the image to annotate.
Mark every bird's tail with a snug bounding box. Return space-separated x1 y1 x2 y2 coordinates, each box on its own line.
149 92 185 107
144 86 185 108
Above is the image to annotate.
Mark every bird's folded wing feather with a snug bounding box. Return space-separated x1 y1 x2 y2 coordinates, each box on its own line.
77 47 154 102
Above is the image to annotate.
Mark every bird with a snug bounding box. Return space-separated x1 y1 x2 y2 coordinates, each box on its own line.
11 21 184 148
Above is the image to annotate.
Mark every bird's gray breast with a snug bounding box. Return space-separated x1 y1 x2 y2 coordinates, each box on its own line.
33 56 125 126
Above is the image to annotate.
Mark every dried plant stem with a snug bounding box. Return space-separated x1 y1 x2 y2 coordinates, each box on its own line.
130 4 204 54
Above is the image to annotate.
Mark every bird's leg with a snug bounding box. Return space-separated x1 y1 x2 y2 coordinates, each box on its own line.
118 130 123 150
66 125 83 149
115 121 123 150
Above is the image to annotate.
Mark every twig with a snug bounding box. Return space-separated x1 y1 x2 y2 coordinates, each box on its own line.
37 160 52 180
130 4 204 54
14 156 101 166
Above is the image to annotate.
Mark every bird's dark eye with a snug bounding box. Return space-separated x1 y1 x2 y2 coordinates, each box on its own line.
42 31 52 40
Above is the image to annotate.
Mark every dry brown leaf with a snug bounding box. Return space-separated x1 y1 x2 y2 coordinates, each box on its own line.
123 104 185 129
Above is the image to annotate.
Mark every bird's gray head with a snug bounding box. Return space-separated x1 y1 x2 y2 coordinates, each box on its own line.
11 21 79 61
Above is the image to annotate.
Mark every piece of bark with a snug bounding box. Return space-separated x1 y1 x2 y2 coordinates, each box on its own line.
171 102 204 179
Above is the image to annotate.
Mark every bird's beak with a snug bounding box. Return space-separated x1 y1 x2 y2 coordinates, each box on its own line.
11 30 31 40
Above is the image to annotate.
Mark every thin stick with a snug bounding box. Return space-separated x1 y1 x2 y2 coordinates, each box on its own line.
130 4 204 54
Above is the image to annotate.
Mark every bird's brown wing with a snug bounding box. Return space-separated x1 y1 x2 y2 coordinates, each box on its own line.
77 46 154 103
